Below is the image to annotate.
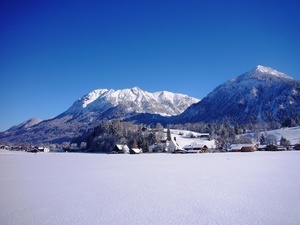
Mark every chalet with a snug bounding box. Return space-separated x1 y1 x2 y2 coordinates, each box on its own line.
257 145 267 151
241 145 256 152
130 148 142 154
294 144 300 150
229 144 257 152
183 144 208 153
265 145 286 151
113 144 130 154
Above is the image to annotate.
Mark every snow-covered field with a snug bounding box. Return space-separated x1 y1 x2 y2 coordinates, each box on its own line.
1 150 300 225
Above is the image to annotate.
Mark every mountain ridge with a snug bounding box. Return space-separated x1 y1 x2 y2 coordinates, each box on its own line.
0 87 199 144
65 87 200 116
1 65 299 145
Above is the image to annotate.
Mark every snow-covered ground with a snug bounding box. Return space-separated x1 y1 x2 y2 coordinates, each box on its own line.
1 150 300 225
246 126 300 145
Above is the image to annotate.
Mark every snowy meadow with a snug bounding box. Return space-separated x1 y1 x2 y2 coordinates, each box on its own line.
1 150 300 225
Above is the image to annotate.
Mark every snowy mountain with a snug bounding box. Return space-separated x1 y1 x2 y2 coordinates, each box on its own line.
1 66 299 145
65 87 199 118
0 88 199 144
177 65 300 125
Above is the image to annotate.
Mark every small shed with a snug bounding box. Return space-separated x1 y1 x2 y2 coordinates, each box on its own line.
130 148 142 154
113 144 130 154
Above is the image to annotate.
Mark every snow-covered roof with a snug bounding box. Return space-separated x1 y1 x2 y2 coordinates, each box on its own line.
230 144 255 150
130 148 142 153
183 144 205 149
116 144 129 150
169 129 216 149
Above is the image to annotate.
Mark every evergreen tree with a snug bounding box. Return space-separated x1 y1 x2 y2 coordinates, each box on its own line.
167 128 171 141
260 134 266 145
280 136 291 147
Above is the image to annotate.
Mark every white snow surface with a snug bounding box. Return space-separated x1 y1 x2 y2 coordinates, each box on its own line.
246 126 300 145
1 150 300 225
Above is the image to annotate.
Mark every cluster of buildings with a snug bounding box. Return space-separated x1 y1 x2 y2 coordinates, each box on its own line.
113 129 216 154
0 145 50 153
113 129 300 154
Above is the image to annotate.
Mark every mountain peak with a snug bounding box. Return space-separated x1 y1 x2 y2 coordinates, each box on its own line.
255 65 274 73
129 87 142 94
131 86 141 91
250 65 293 80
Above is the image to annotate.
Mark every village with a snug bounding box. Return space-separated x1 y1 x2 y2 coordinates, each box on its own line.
95 128 300 154
1 127 299 154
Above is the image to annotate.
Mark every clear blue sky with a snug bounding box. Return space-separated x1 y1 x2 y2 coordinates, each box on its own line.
1 0 299 131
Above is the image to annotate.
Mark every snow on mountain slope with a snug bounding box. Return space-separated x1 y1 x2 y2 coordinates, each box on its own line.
66 87 200 116
6 118 42 132
178 65 300 125
81 89 109 108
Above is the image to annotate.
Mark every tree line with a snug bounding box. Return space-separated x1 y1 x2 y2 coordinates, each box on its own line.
71 120 167 153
